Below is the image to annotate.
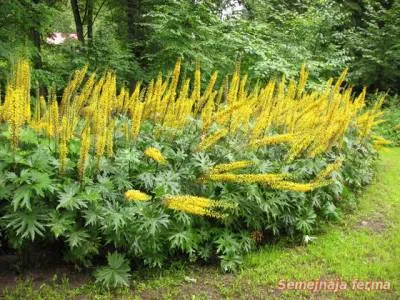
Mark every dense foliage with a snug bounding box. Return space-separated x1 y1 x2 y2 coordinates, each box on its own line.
376 106 400 146
0 59 385 287
0 0 399 95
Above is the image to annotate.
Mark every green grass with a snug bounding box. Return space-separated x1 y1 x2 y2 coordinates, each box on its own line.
2 148 400 299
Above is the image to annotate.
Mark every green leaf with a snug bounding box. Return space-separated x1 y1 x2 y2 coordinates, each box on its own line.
48 211 75 238
66 229 90 249
12 188 32 211
57 184 87 211
5 209 47 241
95 252 131 288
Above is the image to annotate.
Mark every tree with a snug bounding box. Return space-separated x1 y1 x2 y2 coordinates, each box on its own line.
347 1 400 92
71 0 85 43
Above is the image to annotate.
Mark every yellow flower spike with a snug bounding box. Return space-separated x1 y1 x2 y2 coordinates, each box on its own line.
270 180 334 192
208 160 254 174
59 140 68 174
81 105 95 118
154 79 169 123
227 64 241 104
60 65 88 115
78 127 91 179
127 81 141 114
227 75 238 105
213 101 247 126
125 190 151 201
249 134 294 148
9 59 31 123
250 111 272 141
191 62 201 106
162 103 178 129
197 128 228 151
287 79 297 101
286 136 313 162
163 195 229 218
228 102 252 134
215 77 227 106
58 116 69 173
297 64 308 98
176 79 191 117
95 128 107 160
2 60 32 147
315 159 343 180
144 147 168 165
131 102 144 140
204 173 288 184
238 73 248 102
105 120 115 157
115 87 127 111
168 58 182 103
332 68 348 93
199 71 218 110
73 72 96 114
7 88 25 148
142 79 154 119
372 119 386 127
200 92 216 133
372 136 392 149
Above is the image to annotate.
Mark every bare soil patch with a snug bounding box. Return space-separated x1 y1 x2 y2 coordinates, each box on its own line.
355 212 387 233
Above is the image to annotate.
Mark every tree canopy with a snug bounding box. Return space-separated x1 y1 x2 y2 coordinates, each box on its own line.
0 0 399 94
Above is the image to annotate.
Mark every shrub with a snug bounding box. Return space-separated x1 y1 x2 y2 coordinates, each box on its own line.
375 105 400 147
0 59 384 286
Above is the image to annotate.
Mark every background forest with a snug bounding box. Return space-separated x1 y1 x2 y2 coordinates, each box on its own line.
0 0 399 96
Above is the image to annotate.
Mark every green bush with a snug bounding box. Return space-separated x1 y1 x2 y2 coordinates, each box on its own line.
0 60 382 288
376 106 400 146
0 121 378 287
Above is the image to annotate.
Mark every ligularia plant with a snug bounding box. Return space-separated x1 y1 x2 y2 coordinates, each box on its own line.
0 59 384 287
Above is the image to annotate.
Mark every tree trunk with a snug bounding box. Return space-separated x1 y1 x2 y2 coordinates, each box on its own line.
31 29 42 68
125 0 141 59
71 0 85 43
87 0 93 44
32 0 44 95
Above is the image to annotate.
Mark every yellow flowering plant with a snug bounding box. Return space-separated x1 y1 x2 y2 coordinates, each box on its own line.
125 189 151 201
0 59 384 277
144 147 168 164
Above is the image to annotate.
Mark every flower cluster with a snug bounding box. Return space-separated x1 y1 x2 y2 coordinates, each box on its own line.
249 134 294 148
144 147 168 165
208 161 254 174
197 128 228 151
78 127 91 179
270 180 334 193
372 135 392 149
163 195 231 218
124 190 151 201
315 159 344 180
0 58 387 207
0 60 31 148
204 173 288 184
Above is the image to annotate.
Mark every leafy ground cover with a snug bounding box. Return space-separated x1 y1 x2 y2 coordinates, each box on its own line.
2 147 399 299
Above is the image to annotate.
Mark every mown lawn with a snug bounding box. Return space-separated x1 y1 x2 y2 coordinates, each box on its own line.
2 148 400 300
